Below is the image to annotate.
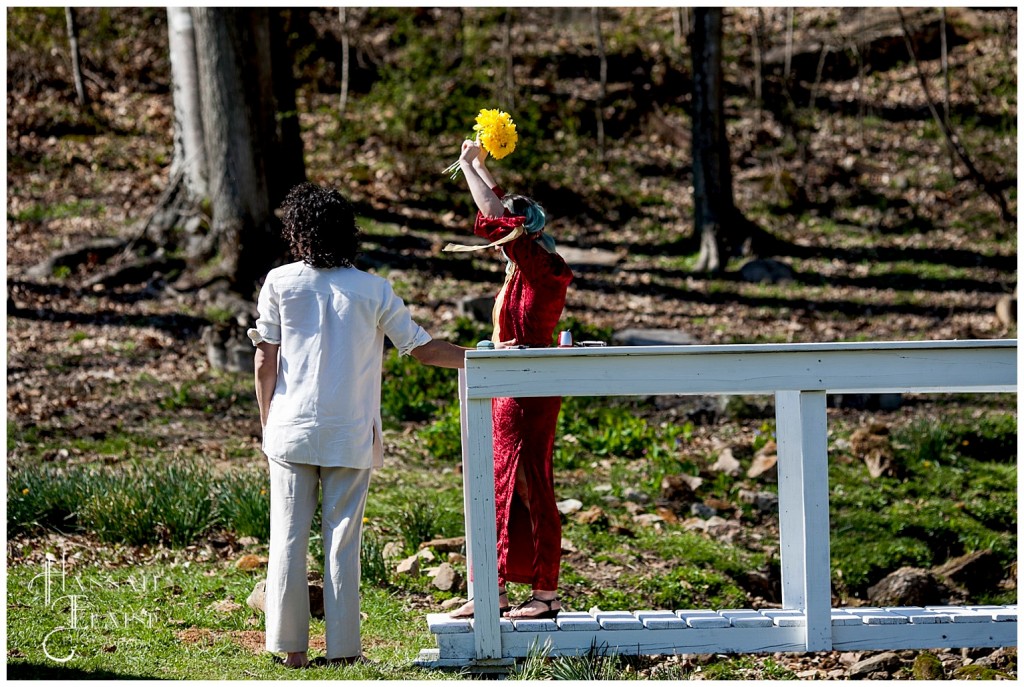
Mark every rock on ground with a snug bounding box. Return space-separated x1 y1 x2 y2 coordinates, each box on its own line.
867 566 953 607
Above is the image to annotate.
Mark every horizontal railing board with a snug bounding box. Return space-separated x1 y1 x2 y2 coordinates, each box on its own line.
832 622 1017 651
464 340 1016 399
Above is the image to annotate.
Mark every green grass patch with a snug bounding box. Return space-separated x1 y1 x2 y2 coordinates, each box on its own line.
830 415 1016 598
8 462 276 547
9 199 104 223
695 655 797 680
563 522 765 611
81 464 215 547
5 559 454 679
368 486 466 556
154 373 250 415
68 428 161 458
213 470 271 542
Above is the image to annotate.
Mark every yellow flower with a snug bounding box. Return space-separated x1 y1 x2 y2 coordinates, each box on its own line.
22 488 29 495
443 108 519 178
362 517 369 524
473 108 517 160
260 488 267 496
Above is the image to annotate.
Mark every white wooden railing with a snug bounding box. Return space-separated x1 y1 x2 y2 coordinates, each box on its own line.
417 339 1017 668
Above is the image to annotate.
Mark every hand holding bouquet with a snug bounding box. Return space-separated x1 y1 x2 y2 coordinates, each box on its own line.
444 108 518 179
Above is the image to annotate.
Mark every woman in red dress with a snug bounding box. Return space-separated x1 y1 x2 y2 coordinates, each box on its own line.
448 140 573 620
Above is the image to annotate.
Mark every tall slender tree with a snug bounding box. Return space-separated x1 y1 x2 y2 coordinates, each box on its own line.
339 7 350 114
167 6 207 200
65 7 87 106
690 8 738 273
592 7 607 161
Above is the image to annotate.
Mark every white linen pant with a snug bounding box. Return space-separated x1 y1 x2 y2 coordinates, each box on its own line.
265 459 371 659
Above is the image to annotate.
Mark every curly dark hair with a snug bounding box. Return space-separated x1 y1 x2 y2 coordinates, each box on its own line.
279 182 360 268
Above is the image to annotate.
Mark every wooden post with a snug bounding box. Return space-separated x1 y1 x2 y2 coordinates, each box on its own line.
775 390 806 610
775 390 832 651
462 394 501 659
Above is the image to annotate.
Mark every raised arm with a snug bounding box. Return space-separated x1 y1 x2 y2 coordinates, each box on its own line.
472 149 499 190
459 140 505 217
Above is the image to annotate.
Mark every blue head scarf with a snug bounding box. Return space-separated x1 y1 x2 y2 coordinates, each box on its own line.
501 194 556 254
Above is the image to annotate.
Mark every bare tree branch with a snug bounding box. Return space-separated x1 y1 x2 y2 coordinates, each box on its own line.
896 8 1014 225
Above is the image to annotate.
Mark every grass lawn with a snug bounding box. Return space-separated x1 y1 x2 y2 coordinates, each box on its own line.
6 559 456 680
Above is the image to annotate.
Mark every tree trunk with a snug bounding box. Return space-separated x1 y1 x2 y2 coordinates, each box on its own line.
192 8 273 290
167 7 207 201
671 7 688 51
265 9 306 209
592 7 607 161
65 7 87 106
339 7 350 114
144 8 305 294
503 9 515 110
691 8 737 273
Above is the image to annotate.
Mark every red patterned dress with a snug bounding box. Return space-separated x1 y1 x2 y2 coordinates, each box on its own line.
474 187 573 590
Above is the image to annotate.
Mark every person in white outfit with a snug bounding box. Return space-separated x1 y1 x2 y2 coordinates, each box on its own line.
249 182 468 668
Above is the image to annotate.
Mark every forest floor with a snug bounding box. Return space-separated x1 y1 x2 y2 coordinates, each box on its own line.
5 6 1018 681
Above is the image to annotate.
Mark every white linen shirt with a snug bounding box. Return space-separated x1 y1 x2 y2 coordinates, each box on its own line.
248 262 432 468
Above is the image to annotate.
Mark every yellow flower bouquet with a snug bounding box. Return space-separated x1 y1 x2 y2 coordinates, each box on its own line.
444 108 518 179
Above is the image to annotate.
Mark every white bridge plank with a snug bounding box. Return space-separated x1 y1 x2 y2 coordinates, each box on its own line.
724 612 775 628
966 606 1017 622
556 613 602 631
597 615 645 630
642 617 687 630
509 618 559 632
426 613 471 634
831 612 863 626
676 609 731 628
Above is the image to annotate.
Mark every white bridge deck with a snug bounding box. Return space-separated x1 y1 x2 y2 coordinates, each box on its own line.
421 605 1017 666
416 340 1017 668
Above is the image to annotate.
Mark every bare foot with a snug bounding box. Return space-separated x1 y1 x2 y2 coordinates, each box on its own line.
282 651 308 668
448 591 509 618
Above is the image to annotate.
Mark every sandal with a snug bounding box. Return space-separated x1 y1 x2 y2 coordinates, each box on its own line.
310 655 371 667
507 595 560 620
